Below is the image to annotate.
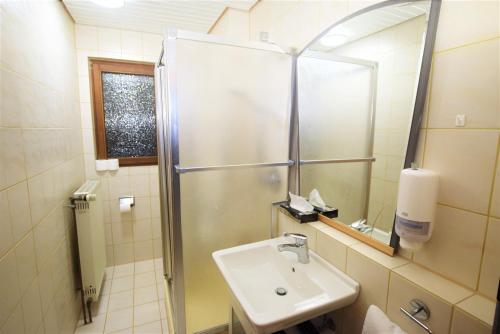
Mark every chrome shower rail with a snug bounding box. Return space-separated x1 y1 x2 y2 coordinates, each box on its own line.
175 160 295 174
299 157 376 165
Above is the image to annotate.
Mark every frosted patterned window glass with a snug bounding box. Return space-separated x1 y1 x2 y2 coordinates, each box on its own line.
102 72 157 158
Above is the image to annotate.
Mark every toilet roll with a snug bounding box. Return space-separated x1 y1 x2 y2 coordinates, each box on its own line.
119 197 133 213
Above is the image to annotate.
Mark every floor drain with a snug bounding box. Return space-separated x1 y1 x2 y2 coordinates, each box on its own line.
275 287 287 296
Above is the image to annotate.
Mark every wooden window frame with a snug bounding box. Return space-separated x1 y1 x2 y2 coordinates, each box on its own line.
90 58 157 166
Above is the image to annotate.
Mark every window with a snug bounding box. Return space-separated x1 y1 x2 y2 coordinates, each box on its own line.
90 59 157 166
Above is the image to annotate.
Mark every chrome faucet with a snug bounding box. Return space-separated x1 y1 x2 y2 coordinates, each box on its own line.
277 232 310 264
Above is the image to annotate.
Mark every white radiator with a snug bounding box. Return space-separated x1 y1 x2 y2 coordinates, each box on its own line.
73 180 106 303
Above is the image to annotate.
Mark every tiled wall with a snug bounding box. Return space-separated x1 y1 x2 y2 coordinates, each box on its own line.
74 24 163 266
0 1 84 334
279 213 495 334
211 0 500 330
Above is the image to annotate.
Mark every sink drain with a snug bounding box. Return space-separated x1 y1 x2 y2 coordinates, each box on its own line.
275 287 287 296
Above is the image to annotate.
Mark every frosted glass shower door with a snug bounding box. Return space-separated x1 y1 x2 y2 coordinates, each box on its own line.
164 31 292 334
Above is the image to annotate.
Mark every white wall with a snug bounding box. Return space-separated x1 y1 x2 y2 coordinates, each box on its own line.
75 24 163 266
0 1 84 333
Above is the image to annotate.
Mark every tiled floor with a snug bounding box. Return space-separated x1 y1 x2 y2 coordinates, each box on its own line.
74 258 168 334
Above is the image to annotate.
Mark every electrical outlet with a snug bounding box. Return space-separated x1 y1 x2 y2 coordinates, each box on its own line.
455 114 466 127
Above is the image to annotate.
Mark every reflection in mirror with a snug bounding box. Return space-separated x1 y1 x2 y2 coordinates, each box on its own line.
298 1 431 245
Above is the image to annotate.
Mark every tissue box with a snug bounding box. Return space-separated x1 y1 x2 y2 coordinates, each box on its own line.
280 204 318 224
313 205 338 219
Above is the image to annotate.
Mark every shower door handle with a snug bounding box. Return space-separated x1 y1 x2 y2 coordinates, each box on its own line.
155 61 173 282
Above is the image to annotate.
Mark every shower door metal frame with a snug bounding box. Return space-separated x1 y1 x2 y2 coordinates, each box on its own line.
158 28 293 334
292 52 378 220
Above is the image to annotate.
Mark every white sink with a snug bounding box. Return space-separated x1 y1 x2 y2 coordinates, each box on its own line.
213 237 359 333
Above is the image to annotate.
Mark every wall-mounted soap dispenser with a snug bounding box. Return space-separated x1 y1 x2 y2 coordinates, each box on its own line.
395 168 439 250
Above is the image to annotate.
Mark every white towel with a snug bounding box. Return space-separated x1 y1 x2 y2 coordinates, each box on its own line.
362 305 407 334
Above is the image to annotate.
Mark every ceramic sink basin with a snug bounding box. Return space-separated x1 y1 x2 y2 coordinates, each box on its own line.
212 237 359 333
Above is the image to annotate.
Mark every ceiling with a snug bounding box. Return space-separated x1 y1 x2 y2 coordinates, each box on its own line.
311 1 430 51
63 0 257 34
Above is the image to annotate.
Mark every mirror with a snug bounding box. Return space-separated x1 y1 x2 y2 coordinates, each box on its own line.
296 0 437 251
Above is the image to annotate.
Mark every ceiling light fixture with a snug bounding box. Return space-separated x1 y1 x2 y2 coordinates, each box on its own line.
89 0 125 8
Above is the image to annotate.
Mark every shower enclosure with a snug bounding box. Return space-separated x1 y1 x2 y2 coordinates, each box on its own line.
155 30 294 334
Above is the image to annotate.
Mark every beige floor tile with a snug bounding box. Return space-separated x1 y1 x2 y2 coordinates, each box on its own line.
159 301 167 320
113 263 134 279
75 314 106 334
154 258 163 272
157 283 165 301
134 320 162 334
134 302 160 326
92 293 110 316
135 271 156 289
110 276 134 294
108 290 133 312
101 279 112 296
155 270 164 283
108 328 132 334
104 267 114 281
104 307 133 333
134 259 155 274
161 319 168 334
134 285 158 306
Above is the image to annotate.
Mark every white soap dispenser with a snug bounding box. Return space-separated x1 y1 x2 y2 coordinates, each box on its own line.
395 167 439 250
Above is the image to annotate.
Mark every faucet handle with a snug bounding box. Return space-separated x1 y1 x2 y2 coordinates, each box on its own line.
283 232 308 246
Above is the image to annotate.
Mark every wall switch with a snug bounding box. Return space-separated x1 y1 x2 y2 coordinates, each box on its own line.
455 114 466 127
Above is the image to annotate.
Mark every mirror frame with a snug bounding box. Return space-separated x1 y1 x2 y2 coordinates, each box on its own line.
289 0 442 255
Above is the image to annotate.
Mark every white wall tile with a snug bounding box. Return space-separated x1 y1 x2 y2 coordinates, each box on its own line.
429 40 499 129
98 28 122 53
0 252 21 326
413 205 487 289
14 233 37 295
21 279 43 334
387 273 452 334
0 190 14 257
0 129 26 190
423 130 498 214
122 31 142 54
142 33 162 56
76 25 98 50
7 181 32 242
478 218 500 299
434 0 499 52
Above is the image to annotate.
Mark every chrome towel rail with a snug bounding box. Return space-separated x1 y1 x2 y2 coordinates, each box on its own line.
400 299 432 334
300 157 376 165
175 160 295 174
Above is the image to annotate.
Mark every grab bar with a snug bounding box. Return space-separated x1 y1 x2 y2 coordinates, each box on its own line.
300 157 376 165
175 160 295 174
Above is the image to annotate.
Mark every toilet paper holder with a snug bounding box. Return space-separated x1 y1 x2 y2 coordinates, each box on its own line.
119 196 135 207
